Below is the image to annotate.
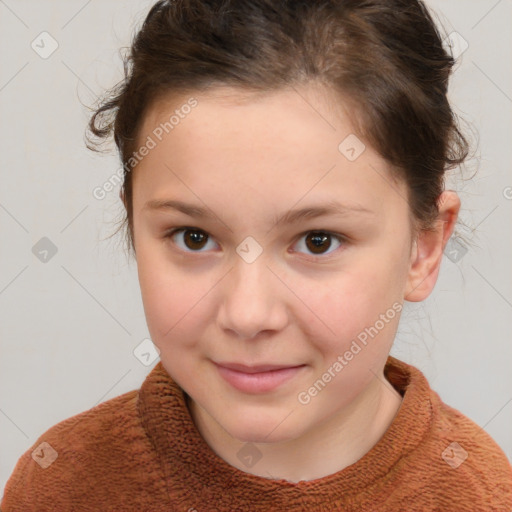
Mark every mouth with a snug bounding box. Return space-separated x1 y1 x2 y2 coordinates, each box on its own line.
215 361 305 373
213 361 307 394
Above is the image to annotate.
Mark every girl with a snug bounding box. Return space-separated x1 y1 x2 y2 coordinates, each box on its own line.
3 0 511 510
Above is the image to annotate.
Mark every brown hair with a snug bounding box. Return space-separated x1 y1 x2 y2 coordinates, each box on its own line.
87 0 472 258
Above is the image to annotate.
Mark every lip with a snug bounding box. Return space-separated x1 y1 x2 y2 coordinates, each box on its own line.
215 362 303 373
214 361 306 394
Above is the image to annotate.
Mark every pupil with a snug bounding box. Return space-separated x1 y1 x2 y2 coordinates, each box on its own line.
307 232 331 254
186 230 207 249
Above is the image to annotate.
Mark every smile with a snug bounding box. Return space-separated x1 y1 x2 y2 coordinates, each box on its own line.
213 362 306 394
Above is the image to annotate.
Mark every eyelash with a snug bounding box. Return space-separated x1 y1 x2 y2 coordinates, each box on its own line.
163 226 347 260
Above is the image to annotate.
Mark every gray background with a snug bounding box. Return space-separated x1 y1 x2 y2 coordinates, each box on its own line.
1 0 511 495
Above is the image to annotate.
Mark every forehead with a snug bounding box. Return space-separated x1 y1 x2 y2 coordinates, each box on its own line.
141 83 354 141
132 85 408 221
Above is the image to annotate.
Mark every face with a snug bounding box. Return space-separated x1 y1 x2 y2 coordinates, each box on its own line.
131 84 416 444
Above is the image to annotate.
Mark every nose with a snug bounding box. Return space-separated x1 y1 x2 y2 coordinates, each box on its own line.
217 255 289 340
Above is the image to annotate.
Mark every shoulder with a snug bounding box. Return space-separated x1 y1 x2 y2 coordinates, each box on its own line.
385 357 512 509
1 388 165 510
415 390 512 509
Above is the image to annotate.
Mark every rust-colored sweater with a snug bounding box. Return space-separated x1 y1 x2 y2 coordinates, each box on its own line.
2 355 512 511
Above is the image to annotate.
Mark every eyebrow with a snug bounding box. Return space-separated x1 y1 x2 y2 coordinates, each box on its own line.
143 199 375 225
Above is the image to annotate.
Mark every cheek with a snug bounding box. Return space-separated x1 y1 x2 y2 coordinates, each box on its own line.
135 225 409 358
136 243 206 343
137 244 251 361
309 254 405 356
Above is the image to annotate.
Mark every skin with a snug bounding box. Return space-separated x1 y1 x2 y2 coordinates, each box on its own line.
126 83 460 483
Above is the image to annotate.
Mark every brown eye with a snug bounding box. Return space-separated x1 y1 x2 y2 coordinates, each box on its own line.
167 228 215 252
294 230 344 258
305 232 332 254
165 227 345 259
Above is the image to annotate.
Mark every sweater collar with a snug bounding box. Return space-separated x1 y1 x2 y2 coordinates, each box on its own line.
137 355 433 508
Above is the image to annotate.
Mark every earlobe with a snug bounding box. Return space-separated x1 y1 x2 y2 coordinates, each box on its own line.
404 191 460 302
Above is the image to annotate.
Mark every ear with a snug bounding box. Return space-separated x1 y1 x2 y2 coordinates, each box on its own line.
404 190 460 302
